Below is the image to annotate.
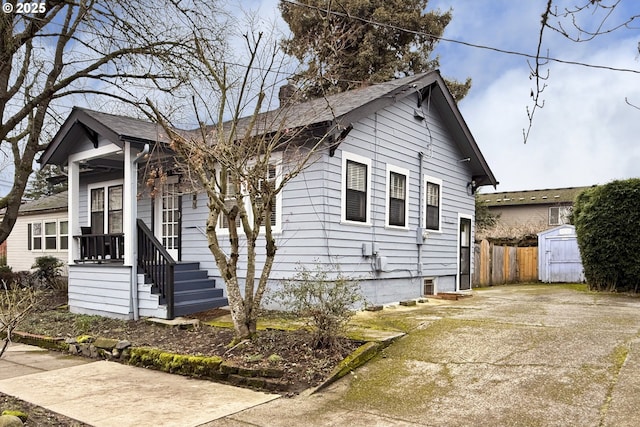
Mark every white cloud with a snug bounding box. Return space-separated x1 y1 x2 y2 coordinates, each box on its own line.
465 36 640 191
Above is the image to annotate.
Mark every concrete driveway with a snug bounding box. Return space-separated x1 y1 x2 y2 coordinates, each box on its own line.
208 284 640 426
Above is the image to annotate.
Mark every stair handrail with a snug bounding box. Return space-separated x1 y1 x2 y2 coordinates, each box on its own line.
136 219 176 319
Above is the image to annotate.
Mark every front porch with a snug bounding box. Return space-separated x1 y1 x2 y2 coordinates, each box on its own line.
39 107 227 320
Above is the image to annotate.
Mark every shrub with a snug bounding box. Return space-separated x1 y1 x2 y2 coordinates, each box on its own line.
32 256 64 290
0 266 13 288
573 179 640 292
271 263 364 350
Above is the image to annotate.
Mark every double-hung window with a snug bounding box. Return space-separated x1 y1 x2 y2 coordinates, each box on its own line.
44 221 57 250
218 159 282 232
88 181 124 234
220 169 241 229
342 152 371 224
424 176 443 231
27 220 68 252
386 165 409 228
31 222 42 250
549 206 571 226
256 164 277 227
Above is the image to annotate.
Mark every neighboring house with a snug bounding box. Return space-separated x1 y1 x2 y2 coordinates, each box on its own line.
480 186 590 237
0 240 6 265
4 191 69 274
39 70 497 320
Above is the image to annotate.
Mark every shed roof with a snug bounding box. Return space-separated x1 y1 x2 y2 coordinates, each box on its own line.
480 186 592 207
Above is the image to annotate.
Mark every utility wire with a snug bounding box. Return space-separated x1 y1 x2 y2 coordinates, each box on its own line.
281 0 640 75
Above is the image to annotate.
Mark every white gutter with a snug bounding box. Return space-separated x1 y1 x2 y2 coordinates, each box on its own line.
130 143 149 320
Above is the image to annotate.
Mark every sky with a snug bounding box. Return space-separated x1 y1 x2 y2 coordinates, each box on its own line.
3 0 638 196
428 0 640 192
239 0 640 192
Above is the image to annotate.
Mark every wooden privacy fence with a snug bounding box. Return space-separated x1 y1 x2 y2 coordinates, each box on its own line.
474 240 538 286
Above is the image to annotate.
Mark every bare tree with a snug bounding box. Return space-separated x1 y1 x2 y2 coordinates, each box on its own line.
0 281 38 358
526 0 640 141
147 31 334 342
0 0 226 243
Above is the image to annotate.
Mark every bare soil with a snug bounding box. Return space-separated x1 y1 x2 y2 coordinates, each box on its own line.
1 290 361 426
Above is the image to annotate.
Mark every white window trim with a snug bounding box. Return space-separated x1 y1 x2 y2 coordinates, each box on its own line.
549 205 571 226
59 220 69 251
423 175 443 233
43 220 57 251
28 219 68 253
216 154 283 235
341 151 372 226
385 164 410 229
87 179 124 234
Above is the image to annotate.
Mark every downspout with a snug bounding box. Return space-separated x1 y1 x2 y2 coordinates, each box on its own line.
130 143 149 320
417 151 424 279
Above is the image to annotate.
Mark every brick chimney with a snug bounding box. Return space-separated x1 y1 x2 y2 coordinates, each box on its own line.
278 83 297 107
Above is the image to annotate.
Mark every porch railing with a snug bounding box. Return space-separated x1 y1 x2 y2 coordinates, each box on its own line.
76 233 125 262
136 219 176 319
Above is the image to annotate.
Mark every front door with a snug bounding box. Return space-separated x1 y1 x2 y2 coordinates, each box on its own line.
155 176 181 260
459 217 472 290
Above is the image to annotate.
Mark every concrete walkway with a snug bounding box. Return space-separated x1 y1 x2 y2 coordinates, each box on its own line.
0 344 279 427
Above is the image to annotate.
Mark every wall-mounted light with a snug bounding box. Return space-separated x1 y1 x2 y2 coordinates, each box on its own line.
467 180 478 195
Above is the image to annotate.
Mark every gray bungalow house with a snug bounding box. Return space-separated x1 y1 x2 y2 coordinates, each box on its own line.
40 70 497 320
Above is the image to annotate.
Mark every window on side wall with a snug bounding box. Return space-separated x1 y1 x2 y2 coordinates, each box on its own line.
386 165 409 228
342 152 371 224
27 220 68 252
549 206 571 226
28 222 42 250
44 221 57 250
219 162 281 231
219 169 241 229
60 221 69 250
424 177 442 231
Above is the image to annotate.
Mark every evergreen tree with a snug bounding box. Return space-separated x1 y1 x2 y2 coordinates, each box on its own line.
23 165 67 201
279 0 471 100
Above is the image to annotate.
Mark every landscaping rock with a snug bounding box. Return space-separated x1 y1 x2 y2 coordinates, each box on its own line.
0 415 23 427
0 411 26 422
93 337 119 350
116 340 131 350
399 300 417 306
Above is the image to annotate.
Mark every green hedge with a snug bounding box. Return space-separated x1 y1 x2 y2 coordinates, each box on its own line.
573 179 640 292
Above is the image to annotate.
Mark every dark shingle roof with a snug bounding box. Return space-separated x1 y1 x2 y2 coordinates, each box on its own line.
76 108 170 143
19 191 68 214
229 72 443 137
480 187 592 207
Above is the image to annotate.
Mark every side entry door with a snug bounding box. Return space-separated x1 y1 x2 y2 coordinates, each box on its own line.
459 217 472 290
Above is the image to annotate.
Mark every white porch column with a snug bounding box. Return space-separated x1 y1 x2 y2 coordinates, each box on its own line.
124 141 137 267
68 160 80 265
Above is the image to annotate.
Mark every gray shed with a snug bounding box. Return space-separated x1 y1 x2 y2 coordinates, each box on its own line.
537 224 585 283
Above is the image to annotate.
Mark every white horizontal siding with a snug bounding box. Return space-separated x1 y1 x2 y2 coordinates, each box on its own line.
6 211 69 275
68 265 132 319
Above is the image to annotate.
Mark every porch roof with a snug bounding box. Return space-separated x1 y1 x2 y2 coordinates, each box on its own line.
40 107 170 167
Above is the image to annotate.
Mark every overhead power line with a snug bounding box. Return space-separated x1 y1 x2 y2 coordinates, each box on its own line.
281 0 640 75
